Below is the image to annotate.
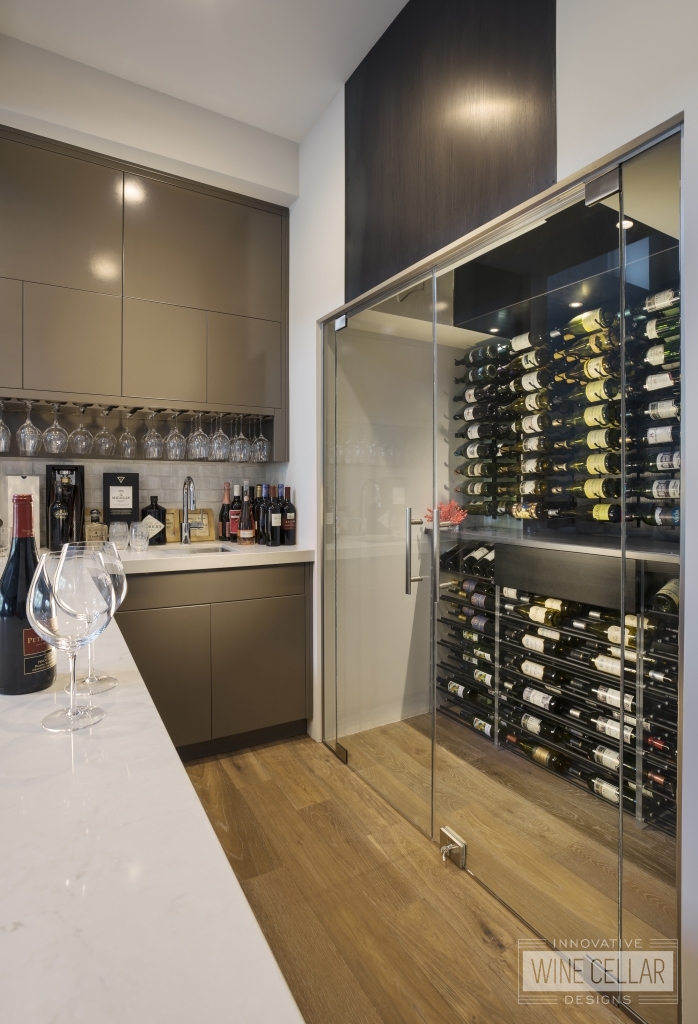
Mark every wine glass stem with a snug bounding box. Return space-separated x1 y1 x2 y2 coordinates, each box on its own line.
87 641 96 683
68 652 78 717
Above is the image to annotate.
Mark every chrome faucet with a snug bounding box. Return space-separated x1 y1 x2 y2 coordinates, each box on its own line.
181 476 196 543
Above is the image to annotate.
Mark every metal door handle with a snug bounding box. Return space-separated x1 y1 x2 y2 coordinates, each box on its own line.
405 507 424 594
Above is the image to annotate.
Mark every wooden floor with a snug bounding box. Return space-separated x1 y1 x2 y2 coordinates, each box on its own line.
186 734 629 1024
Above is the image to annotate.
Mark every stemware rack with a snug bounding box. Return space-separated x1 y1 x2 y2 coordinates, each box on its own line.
0 400 276 463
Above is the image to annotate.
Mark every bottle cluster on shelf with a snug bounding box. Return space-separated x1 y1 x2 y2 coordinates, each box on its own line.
451 288 681 529
437 541 678 835
218 482 296 546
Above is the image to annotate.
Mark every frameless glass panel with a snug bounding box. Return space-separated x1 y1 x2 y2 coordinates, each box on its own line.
323 321 338 749
433 195 626 951
330 278 435 833
619 134 680 1022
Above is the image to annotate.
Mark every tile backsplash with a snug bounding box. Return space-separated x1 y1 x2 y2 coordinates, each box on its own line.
1 458 287 547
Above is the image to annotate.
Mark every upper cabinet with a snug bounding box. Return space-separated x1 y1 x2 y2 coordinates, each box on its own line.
0 139 122 294
123 175 282 322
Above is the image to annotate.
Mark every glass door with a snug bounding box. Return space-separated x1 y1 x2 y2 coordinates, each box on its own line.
324 277 436 834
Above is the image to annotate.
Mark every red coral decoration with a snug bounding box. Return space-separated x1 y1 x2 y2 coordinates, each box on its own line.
424 499 467 525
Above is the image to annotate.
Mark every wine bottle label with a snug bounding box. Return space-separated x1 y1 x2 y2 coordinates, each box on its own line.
473 718 492 736
646 290 675 312
466 424 483 439
522 634 545 654
520 457 540 474
521 370 542 391
521 659 545 681
652 479 680 499
648 399 679 420
465 546 488 564
543 598 562 611
464 388 478 402
521 350 539 370
521 414 544 434
510 332 531 352
466 442 481 458
285 513 295 520
474 669 492 685
655 451 680 470
538 627 560 640
583 478 609 499
584 379 606 403
468 482 487 495
583 404 608 427
593 779 620 803
238 529 255 540
605 625 625 644
582 309 603 333
470 593 488 608
448 682 466 698
586 453 609 475
646 319 660 340
522 436 545 452
472 463 489 476
645 344 665 366
471 615 489 632
583 356 609 379
595 717 633 743
463 407 477 420
474 647 493 662
524 392 542 411
521 713 542 735
587 429 611 450
523 686 554 710
608 645 637 663
594 656 622 677
645 425 674 444
23 628 57 675
527 605 548 624
520 480 539 495
656 578 680 607
585 332 607 354
593 745 620 771
462 630 479 642
645 372 673 391
502 587 518 599
591 504 613 521
271 513 282 526
532 746 552 767
462 654 478 666
595 683 622 706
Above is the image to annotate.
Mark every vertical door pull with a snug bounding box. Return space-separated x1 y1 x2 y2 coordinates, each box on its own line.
405 507 424 594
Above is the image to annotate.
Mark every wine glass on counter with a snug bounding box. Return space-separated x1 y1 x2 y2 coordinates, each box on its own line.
42 403 69 454
143 410 164 459
165 412 187 460
0 401 12 454
17 401 42 456
210 415 231 461
27 546 115 732
118 409 138 459
69 405 93 456
93 407 117 457
69 541 127 695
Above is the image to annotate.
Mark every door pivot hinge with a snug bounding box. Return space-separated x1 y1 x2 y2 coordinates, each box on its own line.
439 826 467 869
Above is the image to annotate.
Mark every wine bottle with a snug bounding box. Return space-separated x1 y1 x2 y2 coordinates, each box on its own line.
502 501 546 520
0 495 57 694
455 421 511 440
509 602 562 627
627 478 680 501
446 577 494 597
642 337 680 368
455 340 510 366
454 441 496 460
501 586 534 604
590 683 635 712
501 368 550 395
460 544 491 572
509 330 561 353
500 389 551 415
238 491 255 546
499 435 553 455
592 715 635 745
631 506 680 529
453 383 497 403
519 455 552 475
503 652 569 686
471 548 496 579
501 677 564 713
549 476 620 500
453 402 499 423
562 353 620 381
511 478 549 497
505 348 550 376
626 369 680 397
632 423 680 447
628 449 680 472
550 452 621 476
456 363 499 385
556 377 620 405
511 412 551 435
552 427 620 451
218 482 232 541
455 481 493 497
551 402 618 430
533 595 582 616
545 503 622 523
642 398 680 421
228 485 242 543
503 626 568 658
458 709 497 738
506 708 563 742
267 486 282 547
49 474 71 552
652 578 680 613
282 487 296 545
454 460 493 478
503 733 567 772
563 306 618 337
635 289 680 315
636 316 680 341
562 329 619 360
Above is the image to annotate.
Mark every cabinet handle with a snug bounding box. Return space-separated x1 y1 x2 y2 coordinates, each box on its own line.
405 507 424 595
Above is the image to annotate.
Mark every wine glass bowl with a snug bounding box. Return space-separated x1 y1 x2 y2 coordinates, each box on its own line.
254 417 271 463
0 400 12 454
165 412 187 460
93 407 117 457
187 414 209 460
42 403 69 454
210 414 231 461
142 410 164 459
69 405 93 456
118 409 138 459
17 401 42 456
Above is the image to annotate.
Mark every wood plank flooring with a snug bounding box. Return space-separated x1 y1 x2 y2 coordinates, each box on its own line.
186 735 628 1024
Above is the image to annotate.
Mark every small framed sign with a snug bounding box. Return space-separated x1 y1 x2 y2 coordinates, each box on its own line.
102 473 139 527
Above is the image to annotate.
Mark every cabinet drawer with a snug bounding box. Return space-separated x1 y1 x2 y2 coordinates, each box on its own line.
120 565 306 611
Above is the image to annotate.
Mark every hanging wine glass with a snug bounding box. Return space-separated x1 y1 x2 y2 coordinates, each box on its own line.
255 416 271 463
239 418 252 463
118 409 137 459
0 400 12 454
42 403 69 454
228 415 238 463
93 406 117 457
165 411 187 460
142 410 164 459
231 416 243 463
210 414 231 461
16 401 42 456
187 414 209 460
248 416 260 463
69 405 93 456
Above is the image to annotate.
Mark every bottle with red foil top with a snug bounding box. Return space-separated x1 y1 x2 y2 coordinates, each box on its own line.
282 486 296 545
0 494 57 694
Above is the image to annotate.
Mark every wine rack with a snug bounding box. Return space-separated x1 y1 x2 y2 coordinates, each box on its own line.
437 542 678 837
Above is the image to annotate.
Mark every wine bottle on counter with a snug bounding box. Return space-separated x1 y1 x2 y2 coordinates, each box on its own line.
219 482 232 540
49 474 71 552
268 486 282 547
229 485 242 542
238 490 255 546
0 495 57 695
282 487 297 545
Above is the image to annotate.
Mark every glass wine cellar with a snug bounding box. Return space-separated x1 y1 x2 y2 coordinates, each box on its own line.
323 129 682 1020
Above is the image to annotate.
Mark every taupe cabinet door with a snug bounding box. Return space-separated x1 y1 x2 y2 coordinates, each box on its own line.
23 283 122 395
116 605 212 747
0 139 122 293
0 277 22 388
207 312 282 407
122 297 207 402
123 173 282 320
211 595 306 738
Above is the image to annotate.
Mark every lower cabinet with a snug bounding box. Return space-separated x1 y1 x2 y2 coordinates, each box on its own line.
116 564 311 753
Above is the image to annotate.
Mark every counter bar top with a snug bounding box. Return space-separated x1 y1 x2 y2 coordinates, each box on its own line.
116 543 315 575
0 621 304 1024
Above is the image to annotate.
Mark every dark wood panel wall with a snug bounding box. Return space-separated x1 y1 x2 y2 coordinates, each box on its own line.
345 0 557 301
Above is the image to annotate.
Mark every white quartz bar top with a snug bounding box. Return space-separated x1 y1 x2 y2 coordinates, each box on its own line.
118 542 315 574
0 622 304 1024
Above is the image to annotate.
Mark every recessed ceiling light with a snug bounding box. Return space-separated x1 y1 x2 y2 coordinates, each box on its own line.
489 328 499 333
569 301 583 308
616 219 634 229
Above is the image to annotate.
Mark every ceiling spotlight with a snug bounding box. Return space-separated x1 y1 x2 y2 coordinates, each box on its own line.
568 301 583 308
489 328 499 333
616 219 634 229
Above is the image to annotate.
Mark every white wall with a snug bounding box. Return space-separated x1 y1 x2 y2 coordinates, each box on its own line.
0 33 298 205
287 88 345 739
557 2 698 1016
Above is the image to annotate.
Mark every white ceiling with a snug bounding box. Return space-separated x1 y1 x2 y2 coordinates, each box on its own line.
0 0 408 142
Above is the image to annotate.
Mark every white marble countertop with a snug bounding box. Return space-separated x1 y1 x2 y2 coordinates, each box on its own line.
0 622 304 1024
117 542 315 574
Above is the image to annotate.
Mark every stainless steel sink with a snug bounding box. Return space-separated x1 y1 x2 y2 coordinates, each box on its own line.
162 544 240 555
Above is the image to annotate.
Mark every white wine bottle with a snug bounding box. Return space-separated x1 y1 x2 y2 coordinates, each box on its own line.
550 452 621 475
553 427 621 452
627 479 680 501
545 503 622 523
549 477 620 500
551 402 618 430
651 578 680 613
563 306 618 338
642 337 680 368
455 480 493 497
